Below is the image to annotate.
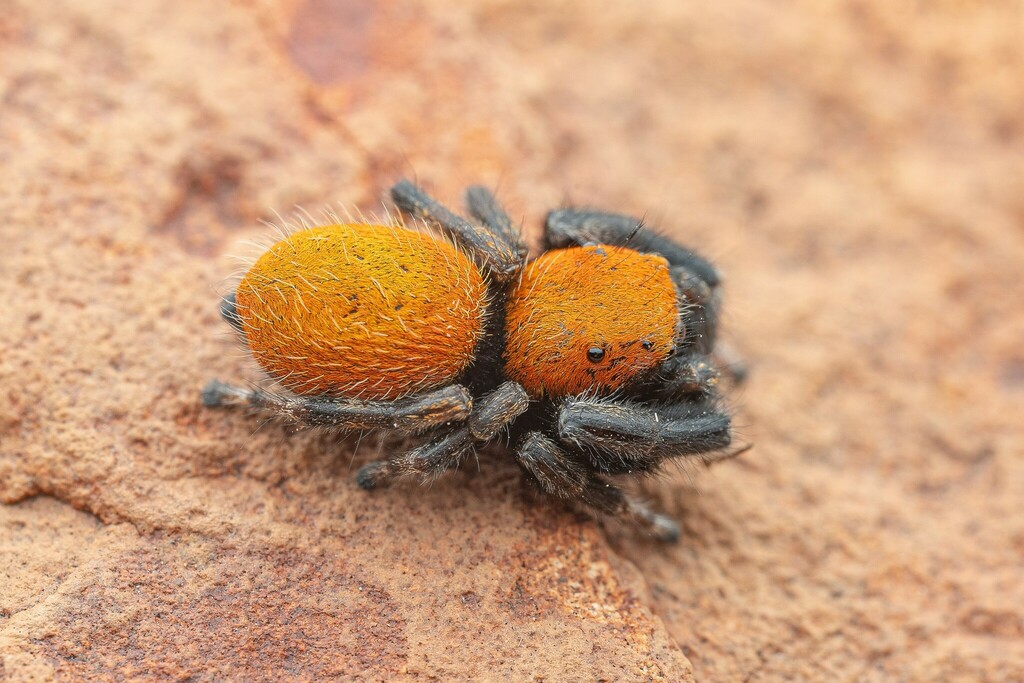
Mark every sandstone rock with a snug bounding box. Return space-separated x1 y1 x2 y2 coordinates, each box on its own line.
2 0 1023 680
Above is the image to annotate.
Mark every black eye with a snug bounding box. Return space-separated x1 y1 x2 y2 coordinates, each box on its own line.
587 347 605 363
641 340 654 351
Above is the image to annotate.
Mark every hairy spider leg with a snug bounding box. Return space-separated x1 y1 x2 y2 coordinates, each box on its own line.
391 180 525 281
355 381 531 488
202 381 472 433
556 396 732 472
517 432 681 541
464 185 529 260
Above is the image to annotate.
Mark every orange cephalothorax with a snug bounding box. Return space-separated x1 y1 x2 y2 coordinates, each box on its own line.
503 245 678 398
236 223 488 399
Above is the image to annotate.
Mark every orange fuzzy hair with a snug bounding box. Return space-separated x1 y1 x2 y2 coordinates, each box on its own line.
504 245 677 398
236 223 488 400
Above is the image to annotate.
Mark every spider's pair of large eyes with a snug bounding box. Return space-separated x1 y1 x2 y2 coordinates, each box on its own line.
587 340 655 364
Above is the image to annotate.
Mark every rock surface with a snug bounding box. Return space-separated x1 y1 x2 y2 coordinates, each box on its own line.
2 0 1023 680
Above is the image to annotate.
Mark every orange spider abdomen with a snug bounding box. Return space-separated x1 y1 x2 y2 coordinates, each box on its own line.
504 245 678 398
236 224 488 399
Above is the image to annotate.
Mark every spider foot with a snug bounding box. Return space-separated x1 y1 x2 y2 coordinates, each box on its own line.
356 461 390 490
201 379 251 408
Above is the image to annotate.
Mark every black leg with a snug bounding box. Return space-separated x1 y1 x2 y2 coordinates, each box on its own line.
517 432 680 541
556 397 732 472
517 431 589 500
202 381 472 434
464 186 528 260
581 473 681 542
391 180 524 281
544 208 721 288
648 353 721 399
218 290 245 335
356 426 473 488
467 381 531 441
670 265 720 354
354 381 529 489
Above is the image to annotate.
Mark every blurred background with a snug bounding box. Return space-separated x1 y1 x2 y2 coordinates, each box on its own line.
2 1 1022 680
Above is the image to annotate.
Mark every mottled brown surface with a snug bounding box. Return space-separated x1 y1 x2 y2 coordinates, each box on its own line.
2 0 1023 681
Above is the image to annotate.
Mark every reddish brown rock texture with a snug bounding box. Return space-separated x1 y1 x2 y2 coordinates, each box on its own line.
2 1 1023 681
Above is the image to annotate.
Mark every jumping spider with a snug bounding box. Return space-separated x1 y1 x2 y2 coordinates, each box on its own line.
203 180 739 540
